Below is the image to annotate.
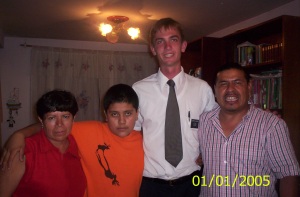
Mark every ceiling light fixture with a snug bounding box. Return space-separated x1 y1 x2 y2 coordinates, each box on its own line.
99 16 140 44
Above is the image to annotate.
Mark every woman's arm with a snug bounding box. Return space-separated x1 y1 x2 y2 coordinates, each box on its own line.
0 123 40 170
0 152 26 197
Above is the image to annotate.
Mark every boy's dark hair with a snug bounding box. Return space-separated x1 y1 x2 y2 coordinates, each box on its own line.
36 90 78 119
149 18 185 46
214 62 251 84
103 84 139 113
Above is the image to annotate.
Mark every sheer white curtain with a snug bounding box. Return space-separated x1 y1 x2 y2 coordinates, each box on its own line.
30 47 157 121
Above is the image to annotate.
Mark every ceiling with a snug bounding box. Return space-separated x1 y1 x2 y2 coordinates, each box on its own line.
0 0 294 44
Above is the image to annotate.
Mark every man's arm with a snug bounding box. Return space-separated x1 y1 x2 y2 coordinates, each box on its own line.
0 152 26 196
0 123 40 170
279 176 299 197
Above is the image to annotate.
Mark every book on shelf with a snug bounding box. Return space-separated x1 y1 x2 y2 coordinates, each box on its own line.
237 41 282 65
250 70 282 110
258 43 282 63
237 41 256 66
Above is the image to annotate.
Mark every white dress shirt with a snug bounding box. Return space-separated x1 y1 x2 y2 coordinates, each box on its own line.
133 67 217 179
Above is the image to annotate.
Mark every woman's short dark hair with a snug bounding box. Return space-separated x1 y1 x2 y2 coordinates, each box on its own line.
149 18 185 46
103 84 139 113
36 90 78 119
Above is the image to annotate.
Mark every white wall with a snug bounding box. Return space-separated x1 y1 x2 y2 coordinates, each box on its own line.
0 37 149 145
0 38 31 146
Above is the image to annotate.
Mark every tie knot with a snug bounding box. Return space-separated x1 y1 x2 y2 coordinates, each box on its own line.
167 79 175 87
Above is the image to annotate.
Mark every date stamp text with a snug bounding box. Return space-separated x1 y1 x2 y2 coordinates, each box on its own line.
192 175 270 187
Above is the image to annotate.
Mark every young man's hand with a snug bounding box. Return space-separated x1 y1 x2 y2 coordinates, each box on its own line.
195 154 203 166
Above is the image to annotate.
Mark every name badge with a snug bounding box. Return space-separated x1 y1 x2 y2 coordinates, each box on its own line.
191 119 199 129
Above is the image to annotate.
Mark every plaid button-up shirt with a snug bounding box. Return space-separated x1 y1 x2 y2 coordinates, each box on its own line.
198 105 300 197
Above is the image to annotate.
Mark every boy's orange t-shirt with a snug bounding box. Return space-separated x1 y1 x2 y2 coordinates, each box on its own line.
71 121 144 197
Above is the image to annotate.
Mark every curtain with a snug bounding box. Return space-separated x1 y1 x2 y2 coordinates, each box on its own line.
30 47 157 122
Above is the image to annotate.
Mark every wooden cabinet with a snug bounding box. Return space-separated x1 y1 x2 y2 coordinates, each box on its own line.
182 15 300 163
220 15 300 162
181 37 221 88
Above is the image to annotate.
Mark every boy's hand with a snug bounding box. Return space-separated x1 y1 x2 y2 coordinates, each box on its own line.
0 132 26 170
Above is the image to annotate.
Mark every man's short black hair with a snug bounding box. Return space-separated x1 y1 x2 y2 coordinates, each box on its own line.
36 90 78 119
103 84 139 113
214 62 251 84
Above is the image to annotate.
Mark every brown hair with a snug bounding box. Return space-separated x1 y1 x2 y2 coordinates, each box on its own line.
149 18 185 45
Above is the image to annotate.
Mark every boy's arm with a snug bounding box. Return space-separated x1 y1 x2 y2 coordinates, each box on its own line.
0 123 40 170
0 152 26 196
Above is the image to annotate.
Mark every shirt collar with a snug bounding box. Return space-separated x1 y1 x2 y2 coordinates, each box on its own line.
243 104 255 121
210 105 253 138
38 130 79 158
211 104 254 122
157 66 185 91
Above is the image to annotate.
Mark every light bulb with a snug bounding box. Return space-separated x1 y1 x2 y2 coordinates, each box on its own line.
99 23 112 36
127 27 140 40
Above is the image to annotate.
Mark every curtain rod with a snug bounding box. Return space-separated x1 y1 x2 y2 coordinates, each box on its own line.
19 42 33 47
20 43 54 48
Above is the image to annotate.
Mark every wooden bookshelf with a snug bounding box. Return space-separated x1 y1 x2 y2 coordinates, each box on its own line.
181 37 221 88
220 15 300 163
182 15 300 163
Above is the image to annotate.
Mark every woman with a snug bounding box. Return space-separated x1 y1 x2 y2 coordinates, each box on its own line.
0 90 86 197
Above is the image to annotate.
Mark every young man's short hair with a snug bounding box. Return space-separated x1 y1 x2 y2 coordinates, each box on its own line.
149 17 185 46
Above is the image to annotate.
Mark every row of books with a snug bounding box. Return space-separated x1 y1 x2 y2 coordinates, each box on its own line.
237 41 282 66
256 43 283 64
251 71 282 110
